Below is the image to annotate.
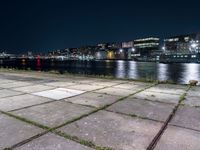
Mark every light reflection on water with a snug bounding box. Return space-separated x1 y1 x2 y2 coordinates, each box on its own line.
180 63 200 84
158 63 168 81
127 61 138 79
116 60 126 78
1 59 200 84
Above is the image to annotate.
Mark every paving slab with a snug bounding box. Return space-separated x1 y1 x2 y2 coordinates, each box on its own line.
59 110 162 150
74 79 100 84
0 81 33 88
0 94 53 111
154 125 200 150
132 91 181 104
187 91 200 97
12 101 95 127
112 83 148 90
107 98 175 121
184 96 200 107
146 86 186 95
12 84 55 93
189 86 200 91
65 92 121 108
90 81 120 86
15 133 93 150
0 79 14 84
44 81 77 87
33 88 85 100
0 89 23 98
128 81 154 86
155 84 188 90
0 114 44 149
95 87 137 96
170 106 200 131
108 79 129 84
68 84 105 91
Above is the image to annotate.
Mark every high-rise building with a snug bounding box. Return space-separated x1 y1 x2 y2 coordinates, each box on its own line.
134 37 160 56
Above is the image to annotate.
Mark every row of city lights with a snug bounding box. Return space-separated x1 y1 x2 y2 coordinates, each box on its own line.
119 48 136 53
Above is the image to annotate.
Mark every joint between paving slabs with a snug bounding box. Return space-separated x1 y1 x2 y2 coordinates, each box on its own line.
146 85 192 150
105 109 165 124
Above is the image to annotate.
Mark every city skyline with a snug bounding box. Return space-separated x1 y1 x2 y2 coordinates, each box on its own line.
0 0 200 53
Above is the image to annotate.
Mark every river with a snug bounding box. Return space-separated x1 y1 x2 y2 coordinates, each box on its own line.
0 59 200 84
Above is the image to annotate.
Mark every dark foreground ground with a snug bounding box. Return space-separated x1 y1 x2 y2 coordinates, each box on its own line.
0 70 200 150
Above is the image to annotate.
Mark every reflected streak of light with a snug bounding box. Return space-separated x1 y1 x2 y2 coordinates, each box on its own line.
116 60 126 78
127 61 138 79
183 63 200 84
158 63 168 81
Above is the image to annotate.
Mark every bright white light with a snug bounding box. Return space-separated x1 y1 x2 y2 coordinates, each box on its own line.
191 43 198 48
189 40 199 53
162 46 165 51
131 48 135 52
120 49 123 53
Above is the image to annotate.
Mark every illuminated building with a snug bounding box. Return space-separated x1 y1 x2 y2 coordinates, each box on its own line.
122 41 134 48
107 51 115 59
95 50 107 60
164 33 200 54
134 37 160 56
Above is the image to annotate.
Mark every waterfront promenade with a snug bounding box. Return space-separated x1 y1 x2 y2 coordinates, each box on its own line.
0 70 200 150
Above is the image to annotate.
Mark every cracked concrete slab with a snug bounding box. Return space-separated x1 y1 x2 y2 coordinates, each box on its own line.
187 91 200 97
155 84 188 90
90 81 120 86
74 79 100 84
0 114 44 150
33 88 85 100
184 96 200 107
128 81 154 86
95 87 137 96
0 89 23 98
59 110 162 150
154 125 200 150
107 98 175 121
15 133 94 150
12 84 55 93
0 79 14 84
0 94 53 111
146 86 185 95
68 84 106 91
11 101 95 127
170 106 200 131
44 81 77 87
112 83 148 90
65 92 120 108
0 81 33 88
132 91 181 104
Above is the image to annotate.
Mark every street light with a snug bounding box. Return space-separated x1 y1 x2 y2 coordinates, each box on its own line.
131 48 135 52
119 49 123 53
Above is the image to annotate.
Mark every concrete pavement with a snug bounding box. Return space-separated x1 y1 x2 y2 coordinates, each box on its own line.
0 70 199 150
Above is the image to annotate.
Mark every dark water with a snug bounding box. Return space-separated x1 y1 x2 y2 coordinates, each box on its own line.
1 59 200 84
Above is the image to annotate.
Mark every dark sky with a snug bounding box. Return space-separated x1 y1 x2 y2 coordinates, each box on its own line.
0 0 200 53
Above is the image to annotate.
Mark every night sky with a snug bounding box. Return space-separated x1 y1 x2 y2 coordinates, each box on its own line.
0 0 200 53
